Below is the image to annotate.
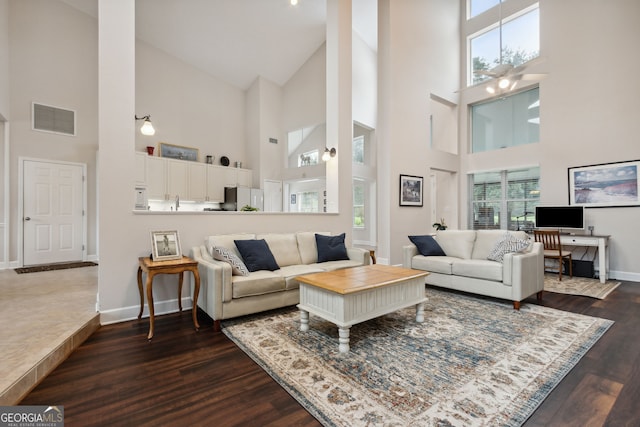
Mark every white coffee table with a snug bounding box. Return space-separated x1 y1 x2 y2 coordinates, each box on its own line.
296 264 429 353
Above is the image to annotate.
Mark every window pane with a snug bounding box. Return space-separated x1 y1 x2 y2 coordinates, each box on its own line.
353 136 364 165
353 180 365 228
471 87 539 153
298 191 319 212
469 0 500 18
502 8 540 67
470 27 500 85
470 167 539 230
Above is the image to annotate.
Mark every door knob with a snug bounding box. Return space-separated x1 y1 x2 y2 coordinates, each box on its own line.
24 217 31 221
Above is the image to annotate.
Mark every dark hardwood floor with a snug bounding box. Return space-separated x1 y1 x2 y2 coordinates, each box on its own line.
22 281 640 427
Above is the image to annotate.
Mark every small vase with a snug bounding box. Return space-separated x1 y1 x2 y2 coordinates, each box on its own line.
146 146 154 156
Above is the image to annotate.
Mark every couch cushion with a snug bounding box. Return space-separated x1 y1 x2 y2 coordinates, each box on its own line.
411 256 456 275
308 259 363 272
278 264 326 290
472 230 529 260
257 233 302 267
296 231 330 264
209 245 250 276
234 239 280 272
231 271 285 298
451 259 503 282
409 235 446 256
206 233 255 258
315 233 349 262
435 230 476 259
487 232 531 263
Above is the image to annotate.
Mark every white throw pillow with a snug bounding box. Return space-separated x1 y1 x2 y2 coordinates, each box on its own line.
209 244 250 276
487 232 531 263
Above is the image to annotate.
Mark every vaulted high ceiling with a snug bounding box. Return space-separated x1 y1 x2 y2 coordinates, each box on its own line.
59 0 377 89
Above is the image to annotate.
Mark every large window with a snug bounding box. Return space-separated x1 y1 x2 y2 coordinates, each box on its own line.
470 167 539 231
353 179 365 228
468 2 539 86
471 87 539 152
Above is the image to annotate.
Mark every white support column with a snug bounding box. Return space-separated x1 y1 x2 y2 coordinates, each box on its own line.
325 0 352 214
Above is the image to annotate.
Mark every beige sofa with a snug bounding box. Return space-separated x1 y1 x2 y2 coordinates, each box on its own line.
403 229 544 309
191 231 370 330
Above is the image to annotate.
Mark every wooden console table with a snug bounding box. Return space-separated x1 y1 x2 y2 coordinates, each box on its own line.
137 256 200 340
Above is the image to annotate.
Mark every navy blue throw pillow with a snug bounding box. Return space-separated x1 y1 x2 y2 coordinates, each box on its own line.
315 233 349 263
234 239 280 272
408 235 446 256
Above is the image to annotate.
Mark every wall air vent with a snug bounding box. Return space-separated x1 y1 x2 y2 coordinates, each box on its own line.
32 103 76 136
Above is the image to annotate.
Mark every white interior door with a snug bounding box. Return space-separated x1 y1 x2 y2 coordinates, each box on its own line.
23 160 84 266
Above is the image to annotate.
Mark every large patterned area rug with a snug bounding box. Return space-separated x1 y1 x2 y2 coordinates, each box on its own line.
543 274 621 299
222 288 613 426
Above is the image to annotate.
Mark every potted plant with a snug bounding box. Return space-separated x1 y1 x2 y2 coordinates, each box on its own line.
432 218 447 231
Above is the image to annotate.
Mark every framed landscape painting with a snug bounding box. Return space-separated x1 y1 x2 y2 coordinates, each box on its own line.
399 174 423 207
568 160 640 207
159 142 199 162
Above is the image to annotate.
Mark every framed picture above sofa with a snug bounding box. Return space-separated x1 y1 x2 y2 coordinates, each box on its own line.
399 174 423 207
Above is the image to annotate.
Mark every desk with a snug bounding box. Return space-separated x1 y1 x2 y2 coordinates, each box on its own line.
137 256 200 340
559 234 610 283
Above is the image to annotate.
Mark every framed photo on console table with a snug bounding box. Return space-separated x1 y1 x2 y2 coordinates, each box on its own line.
399 174 423 207
568 159 640 207
150 230 182 261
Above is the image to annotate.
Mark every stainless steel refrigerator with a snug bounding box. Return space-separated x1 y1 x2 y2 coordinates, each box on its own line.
224 187 264 211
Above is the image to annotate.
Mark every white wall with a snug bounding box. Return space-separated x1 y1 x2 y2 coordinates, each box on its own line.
378 0 460 265
8 0 98 261
135 41 246 168
0 0 9 120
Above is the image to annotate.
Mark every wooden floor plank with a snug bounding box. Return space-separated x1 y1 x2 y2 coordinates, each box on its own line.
21 282 640 426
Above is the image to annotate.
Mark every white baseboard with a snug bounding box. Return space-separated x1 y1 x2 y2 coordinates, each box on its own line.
609 270 640 283
100 297 194 325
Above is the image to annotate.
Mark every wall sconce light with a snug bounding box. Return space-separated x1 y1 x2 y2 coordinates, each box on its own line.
322 147 336 162
135 115 155 136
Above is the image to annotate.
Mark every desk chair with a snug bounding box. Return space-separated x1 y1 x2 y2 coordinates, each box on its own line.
534 230 572 281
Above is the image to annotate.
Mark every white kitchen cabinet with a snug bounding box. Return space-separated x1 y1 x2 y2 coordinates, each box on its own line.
237 168 253 187
166 159 188 200
187 162 207 201
145 156 167 200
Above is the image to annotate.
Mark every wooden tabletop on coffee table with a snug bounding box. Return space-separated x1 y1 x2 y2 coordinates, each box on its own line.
296 264 428 294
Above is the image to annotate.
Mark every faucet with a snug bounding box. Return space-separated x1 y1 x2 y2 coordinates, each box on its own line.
175 195 180 211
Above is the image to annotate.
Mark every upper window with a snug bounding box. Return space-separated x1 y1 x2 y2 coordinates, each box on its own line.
353 135 365 165
468 3 539 86
298 150 319 167
469 0 501 18
471 87 539 152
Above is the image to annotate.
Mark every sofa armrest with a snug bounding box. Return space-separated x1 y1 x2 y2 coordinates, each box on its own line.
347 247 371 265
503 242 544 301
190 245 233 321
402 244 419 269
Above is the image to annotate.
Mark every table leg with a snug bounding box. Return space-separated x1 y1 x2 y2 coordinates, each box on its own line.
178 271 184 312
191 268 200 331
338 326 350 353
137 267 144 320
299 309 309 331
146 272 155 340
415 302 425 323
